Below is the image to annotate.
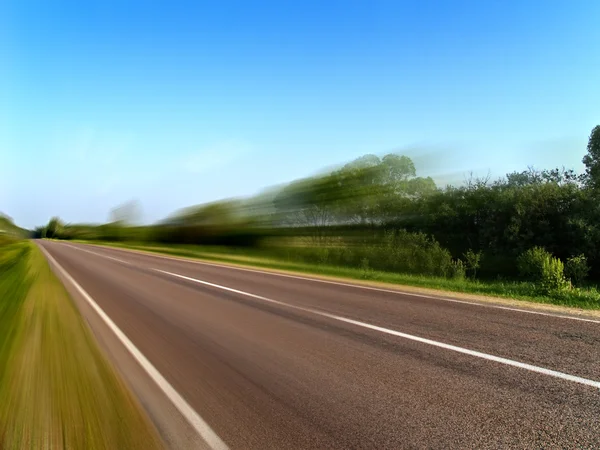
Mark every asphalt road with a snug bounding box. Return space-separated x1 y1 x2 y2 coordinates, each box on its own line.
38 240 600 449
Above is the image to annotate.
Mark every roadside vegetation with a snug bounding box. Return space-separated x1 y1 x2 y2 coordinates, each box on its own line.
37 125 600 309
76 240 600 309
0 237 161 449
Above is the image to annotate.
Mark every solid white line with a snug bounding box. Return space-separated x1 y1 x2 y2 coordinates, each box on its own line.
39 245 229 450
79 243 600 324
155 268 600 390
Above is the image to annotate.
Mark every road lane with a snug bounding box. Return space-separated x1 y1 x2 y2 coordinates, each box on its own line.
71 243 600 322
66 242 600 380
40 240 600 449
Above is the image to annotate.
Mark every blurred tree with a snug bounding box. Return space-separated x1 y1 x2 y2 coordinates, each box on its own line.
182 201 238 226
342 154 381 170
273 175 340 243
335 153 437 226
109 200 142 225
381 154 416 185
582 125 600 190
46 217 64 238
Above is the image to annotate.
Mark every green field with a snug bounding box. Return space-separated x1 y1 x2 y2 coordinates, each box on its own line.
74 240 600 310
0 239 162 449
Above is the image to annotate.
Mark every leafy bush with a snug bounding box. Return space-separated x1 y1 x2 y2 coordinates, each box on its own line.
463 249 482 279
565 254 589 286
378 229 453 277
449 259 466 280
517 247 552 281
539 256 570 296
517 247 572 297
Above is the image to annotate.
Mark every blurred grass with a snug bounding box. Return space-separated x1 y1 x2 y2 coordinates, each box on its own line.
0 239 162 449
75 240 600 310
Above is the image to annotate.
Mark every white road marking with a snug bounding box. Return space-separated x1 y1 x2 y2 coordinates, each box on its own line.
156 268 600 390
39 245 229 450
78 243 600 324
64 243 133 265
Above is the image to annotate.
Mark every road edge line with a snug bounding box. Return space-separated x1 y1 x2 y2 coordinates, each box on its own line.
38 244 229 450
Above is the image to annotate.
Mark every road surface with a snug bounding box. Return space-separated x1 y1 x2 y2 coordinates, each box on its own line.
38 240 600 449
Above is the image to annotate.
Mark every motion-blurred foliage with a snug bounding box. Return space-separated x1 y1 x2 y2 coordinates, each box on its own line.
35 126 600 285
0 214 28 241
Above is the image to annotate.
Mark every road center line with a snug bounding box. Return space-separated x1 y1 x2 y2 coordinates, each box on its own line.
155 268 600 390
39 245 229 450
64 243 133 265
78 243 600 324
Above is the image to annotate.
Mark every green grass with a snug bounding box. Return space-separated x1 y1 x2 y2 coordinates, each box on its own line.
72 240 600 310
0 240 162 449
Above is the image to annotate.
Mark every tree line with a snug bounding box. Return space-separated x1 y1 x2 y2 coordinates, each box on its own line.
36 126 600 287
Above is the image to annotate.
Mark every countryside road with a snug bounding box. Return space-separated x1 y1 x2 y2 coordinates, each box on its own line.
38 240 600 449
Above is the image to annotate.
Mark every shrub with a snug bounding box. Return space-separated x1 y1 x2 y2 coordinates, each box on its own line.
463 249 482 279
517 247 552 281
449 259 466 280
539 256 570 296
360 258 376 279
380 229 453 277
565 254 589 286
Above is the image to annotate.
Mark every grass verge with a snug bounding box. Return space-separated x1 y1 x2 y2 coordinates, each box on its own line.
0 240 162 449
71 240 600 310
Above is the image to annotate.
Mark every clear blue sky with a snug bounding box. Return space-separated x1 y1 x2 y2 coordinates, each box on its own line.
2 0 599 228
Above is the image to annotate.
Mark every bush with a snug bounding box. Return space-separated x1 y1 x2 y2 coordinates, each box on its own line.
360 258 376 279
517 247 552 281
379 229 453 277
463 249 482 279
449 259 466 280
539 256 570 296
565 254 589 286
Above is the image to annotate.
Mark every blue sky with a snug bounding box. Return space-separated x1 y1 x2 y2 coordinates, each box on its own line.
2 0 599 228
